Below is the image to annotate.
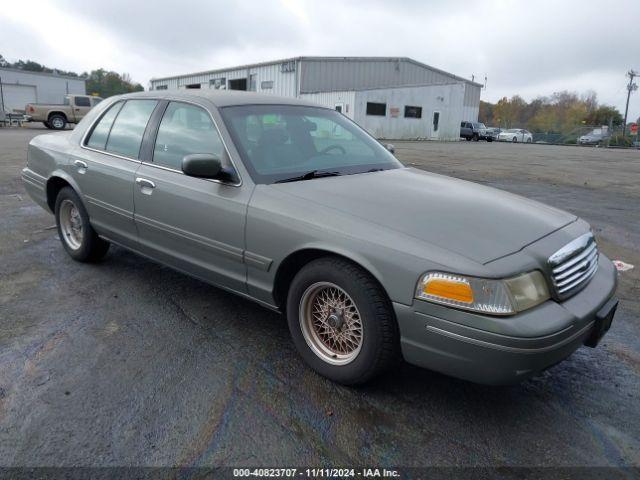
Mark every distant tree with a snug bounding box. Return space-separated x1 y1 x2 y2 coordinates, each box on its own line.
1 54 143 96
482 90 624 133
493 95 527 128
14 59 48 72
478 100 494 124
586 105 623 126
84 69 144 98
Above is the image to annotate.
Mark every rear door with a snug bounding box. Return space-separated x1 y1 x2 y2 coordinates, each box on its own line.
133 100 251 293
71 98 159 247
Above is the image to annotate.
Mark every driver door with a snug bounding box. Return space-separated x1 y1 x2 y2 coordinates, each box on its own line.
133 100 251 294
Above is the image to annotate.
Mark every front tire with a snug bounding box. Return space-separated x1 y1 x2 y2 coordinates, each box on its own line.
55 187 110 262
512 137 518 143
286 257 400 385
473 134 479 141
43 121 52 129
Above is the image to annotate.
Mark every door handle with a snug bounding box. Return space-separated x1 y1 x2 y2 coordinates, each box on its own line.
74 160 88 172
136 177 156 189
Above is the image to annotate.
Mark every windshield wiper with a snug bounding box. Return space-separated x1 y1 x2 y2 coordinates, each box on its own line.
275 170 342 183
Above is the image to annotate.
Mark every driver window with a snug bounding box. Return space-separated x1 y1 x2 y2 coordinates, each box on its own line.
153 102 224 170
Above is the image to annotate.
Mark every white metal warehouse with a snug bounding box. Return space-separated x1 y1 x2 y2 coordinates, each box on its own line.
0 67 86 114
149 57 482 140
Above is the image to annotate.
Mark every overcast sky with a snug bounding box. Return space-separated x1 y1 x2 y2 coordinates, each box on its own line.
1 0 639 121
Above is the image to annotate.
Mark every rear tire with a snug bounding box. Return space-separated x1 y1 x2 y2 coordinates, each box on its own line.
473 134 479 141
526 138 532 143
465 137 472 141
512 137 518 143
49 114 67 130
55 187 110 262
286 257 400 385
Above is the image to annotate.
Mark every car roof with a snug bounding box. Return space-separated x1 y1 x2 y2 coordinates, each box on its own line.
115 90 322 108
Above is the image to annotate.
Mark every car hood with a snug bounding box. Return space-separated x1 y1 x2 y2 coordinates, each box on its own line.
270 168 576 264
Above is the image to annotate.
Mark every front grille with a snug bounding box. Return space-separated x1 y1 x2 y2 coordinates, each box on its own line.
549 233 599 300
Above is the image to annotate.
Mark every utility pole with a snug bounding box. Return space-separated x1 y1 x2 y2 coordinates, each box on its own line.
623 70 638 137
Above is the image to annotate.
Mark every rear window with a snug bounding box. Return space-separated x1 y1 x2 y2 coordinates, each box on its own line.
105 100 157 158
86 102 124 150
75 96 91 107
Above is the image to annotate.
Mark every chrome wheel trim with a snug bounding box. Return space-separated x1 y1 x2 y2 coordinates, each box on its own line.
51 117 64 129
299 281 363 366
59 199 84 250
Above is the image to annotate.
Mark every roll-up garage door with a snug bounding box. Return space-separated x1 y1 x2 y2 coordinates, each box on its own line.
2 84 37 113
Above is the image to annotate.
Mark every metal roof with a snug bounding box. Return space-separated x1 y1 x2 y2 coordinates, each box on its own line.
0 66 86 82
150 56 482 87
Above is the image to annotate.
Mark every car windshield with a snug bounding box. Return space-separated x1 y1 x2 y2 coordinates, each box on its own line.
474 123 486 128
220 105 403 184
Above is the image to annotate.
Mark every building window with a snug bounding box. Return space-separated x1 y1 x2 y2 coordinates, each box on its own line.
185 83 201 89
209 78 226 89
280 60 296 73
404 106 422 118
155 85 168 90
366 102 386 116
261 80 274 90
249 74 257 92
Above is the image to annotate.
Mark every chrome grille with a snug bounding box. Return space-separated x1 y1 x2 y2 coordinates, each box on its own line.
548 233 599 300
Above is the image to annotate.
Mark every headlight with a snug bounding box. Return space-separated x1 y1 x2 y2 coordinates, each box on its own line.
415 271 550 315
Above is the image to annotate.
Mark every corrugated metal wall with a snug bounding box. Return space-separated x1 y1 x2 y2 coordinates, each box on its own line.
150 62 297 97
351 84 466 141
462 83 481 122
299 58 468 93
299 91 357 119
148 58 480 140
0 68 85 112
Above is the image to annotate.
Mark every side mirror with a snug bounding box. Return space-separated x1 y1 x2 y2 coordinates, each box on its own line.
385 143 395 154
182 154 222 179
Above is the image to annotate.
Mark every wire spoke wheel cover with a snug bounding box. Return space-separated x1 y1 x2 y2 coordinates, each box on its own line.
59 199 84 250
299 281 363 365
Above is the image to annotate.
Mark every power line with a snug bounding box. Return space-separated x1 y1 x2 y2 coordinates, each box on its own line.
622 69 638 137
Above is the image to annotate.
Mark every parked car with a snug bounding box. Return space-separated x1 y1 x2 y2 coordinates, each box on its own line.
22 91 618 385
460 121 492 141
484 127 502 141
25 94 103 130
497 128 533 143
578 129 609 145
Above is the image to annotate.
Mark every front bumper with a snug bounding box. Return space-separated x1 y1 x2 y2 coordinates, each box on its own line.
394 255 618 385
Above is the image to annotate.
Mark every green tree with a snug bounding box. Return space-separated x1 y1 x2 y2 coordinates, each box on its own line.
84 69 144 98
586 105 623 126
479 100 494 124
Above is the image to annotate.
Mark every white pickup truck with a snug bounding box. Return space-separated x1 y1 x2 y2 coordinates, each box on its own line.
25 94 103 130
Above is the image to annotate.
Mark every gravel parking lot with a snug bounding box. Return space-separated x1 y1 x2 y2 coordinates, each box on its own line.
1 126 639 471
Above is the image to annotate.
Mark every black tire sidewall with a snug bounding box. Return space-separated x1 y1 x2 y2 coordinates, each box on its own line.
286 259 393 384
